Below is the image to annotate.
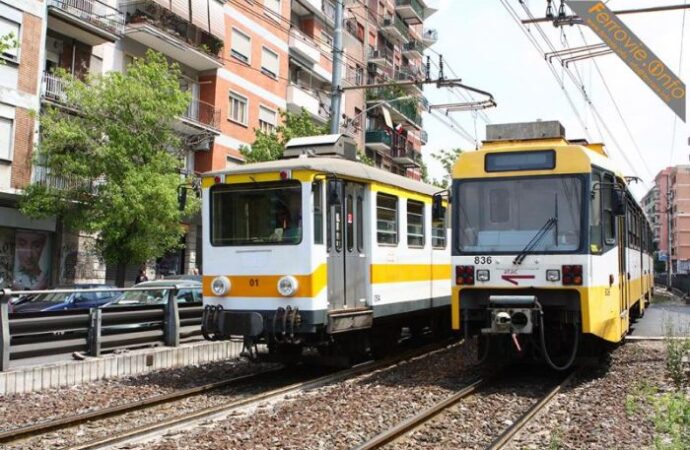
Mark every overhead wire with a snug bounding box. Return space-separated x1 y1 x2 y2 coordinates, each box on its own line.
669 0 688 165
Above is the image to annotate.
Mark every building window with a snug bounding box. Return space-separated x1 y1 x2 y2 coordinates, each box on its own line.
0 18 19 62
228 91 248 125
261 46 279 78
264 0 281 18
0 117 12 161
376 193 398 244
407 200 425 247
355 66 363 85
231 28 251 63
259 106 277 133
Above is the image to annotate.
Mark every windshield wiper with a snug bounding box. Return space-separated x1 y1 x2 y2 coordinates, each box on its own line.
513 217 558 265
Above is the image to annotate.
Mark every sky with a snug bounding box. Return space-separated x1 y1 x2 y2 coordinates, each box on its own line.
421 0 690 199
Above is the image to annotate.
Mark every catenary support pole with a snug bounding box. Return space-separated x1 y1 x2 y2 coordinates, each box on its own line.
0 290 9 371
329 0 345 135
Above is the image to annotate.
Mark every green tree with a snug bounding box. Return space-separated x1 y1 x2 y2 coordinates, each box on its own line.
21 51 198 285
0 32 17 64
431 147 463 188
240 109 328 162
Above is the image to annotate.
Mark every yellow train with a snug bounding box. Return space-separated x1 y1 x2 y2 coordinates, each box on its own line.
450 121 653 370
200 135 450 364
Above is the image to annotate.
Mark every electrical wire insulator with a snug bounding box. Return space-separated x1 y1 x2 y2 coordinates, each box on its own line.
558 0 566 19
545 0 554 19
438 55 444 81
426 55 431 81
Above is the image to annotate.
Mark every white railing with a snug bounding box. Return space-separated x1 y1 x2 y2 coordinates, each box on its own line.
182 98 220 130
42 72 69 103
289 30 321 63
47 0 125 35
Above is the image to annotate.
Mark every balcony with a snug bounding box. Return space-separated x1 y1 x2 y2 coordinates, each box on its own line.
365 130 392 152
381 16 409 44
47 0 125 46
177 98 221 135
402 40 424 59
420 129 428 144
289 30 321 65
292 0 335 26
395 0 426 25
367 87 422 129
33 165 99 193
391 144 420 166
368 47 393 68
123 1 223 71
41 72 69 105
287 84 329 124
422 28 438 47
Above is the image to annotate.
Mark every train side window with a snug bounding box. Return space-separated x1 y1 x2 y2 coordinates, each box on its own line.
407 200 425 247
313 181 323 245
357 196 364 253
602 173 616 245
346 194 354 252
590 172 602 253
376 193 398 245
432 207 447 249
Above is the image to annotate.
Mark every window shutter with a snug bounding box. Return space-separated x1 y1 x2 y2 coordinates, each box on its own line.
170 0 190 19
232 29 251 62
265 0 281 16
259 106 276 125
191 0 210 31
209 0 225 39
0 118 13 160
261 47 279 77
0 18 19 59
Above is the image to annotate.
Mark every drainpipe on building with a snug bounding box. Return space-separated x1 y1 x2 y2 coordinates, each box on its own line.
667 172 673 288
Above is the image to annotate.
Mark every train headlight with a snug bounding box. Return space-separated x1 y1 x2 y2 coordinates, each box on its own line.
211 276 231 296
277 276 299 297
546 270 560 282
476 270 490 282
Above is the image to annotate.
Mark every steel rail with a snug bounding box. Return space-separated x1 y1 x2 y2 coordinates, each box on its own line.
0 367 284 444
65 338 460 450
352 377 485 450
485 369 580 450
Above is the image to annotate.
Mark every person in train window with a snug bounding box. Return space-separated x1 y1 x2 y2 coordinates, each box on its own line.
272 197 301 243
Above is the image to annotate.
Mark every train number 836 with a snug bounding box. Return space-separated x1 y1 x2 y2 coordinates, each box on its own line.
474 256 492 264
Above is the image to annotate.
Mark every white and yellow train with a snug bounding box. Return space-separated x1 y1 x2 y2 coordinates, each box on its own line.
200 135 450 363
451 121 653 370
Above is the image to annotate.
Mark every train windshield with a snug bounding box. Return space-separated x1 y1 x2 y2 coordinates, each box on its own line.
211 181 302 246
456 176 583 254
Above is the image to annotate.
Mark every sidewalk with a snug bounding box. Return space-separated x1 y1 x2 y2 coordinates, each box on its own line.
0 340 243 395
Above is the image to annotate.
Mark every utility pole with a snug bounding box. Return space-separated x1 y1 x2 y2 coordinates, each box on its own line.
666 173 673 289
329 0 345 135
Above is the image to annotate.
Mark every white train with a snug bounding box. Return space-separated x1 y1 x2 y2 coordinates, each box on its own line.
200 135 451 363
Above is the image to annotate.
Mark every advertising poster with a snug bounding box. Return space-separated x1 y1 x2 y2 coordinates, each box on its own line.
0 227 15 289
13 230 51 290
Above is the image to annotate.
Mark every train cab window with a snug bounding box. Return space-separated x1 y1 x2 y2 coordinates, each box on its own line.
590 172 603 253
376 193 398 245
211 181 302 246
407 200 425 247
602 173 616 245
312 181 323 245
489 189 510 223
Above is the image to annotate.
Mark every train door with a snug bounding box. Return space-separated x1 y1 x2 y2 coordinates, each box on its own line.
327 180 368 310
617 212 630 336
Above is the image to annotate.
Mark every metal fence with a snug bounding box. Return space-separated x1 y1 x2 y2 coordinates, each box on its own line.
0 286 203 372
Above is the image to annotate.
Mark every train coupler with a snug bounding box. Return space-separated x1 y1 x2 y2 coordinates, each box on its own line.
481 295 540 335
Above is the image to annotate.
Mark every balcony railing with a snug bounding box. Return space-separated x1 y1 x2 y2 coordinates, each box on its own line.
365 130 392 147
367 87 422 127
396 0 424 22
422 28 438 46
182 98 221 130
420 130 428 144
41 72 69 103
33 165 99 193
47 0 125 35
368 47 394 63
382 16 409 43
391 144 420 166
403 40 425 58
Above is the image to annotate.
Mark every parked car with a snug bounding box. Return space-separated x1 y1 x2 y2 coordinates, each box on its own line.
11 284 122 313
107 279 201 307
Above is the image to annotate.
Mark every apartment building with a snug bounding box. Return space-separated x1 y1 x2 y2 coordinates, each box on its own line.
359 0 435 180
644 166 690 274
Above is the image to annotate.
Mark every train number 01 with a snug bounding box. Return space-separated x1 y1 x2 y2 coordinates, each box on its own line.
474 256 492 264
249 278 259 287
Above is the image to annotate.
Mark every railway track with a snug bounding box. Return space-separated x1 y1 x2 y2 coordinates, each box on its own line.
2 338 459 450
353 366 579 450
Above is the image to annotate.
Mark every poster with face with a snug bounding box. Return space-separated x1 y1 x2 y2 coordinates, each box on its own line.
0 228 15 288
13 230 51 290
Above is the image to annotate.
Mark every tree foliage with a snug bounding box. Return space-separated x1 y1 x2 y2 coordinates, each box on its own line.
430 147 463 188
21 51 199 272
0 32 17 65
240 109 328 162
